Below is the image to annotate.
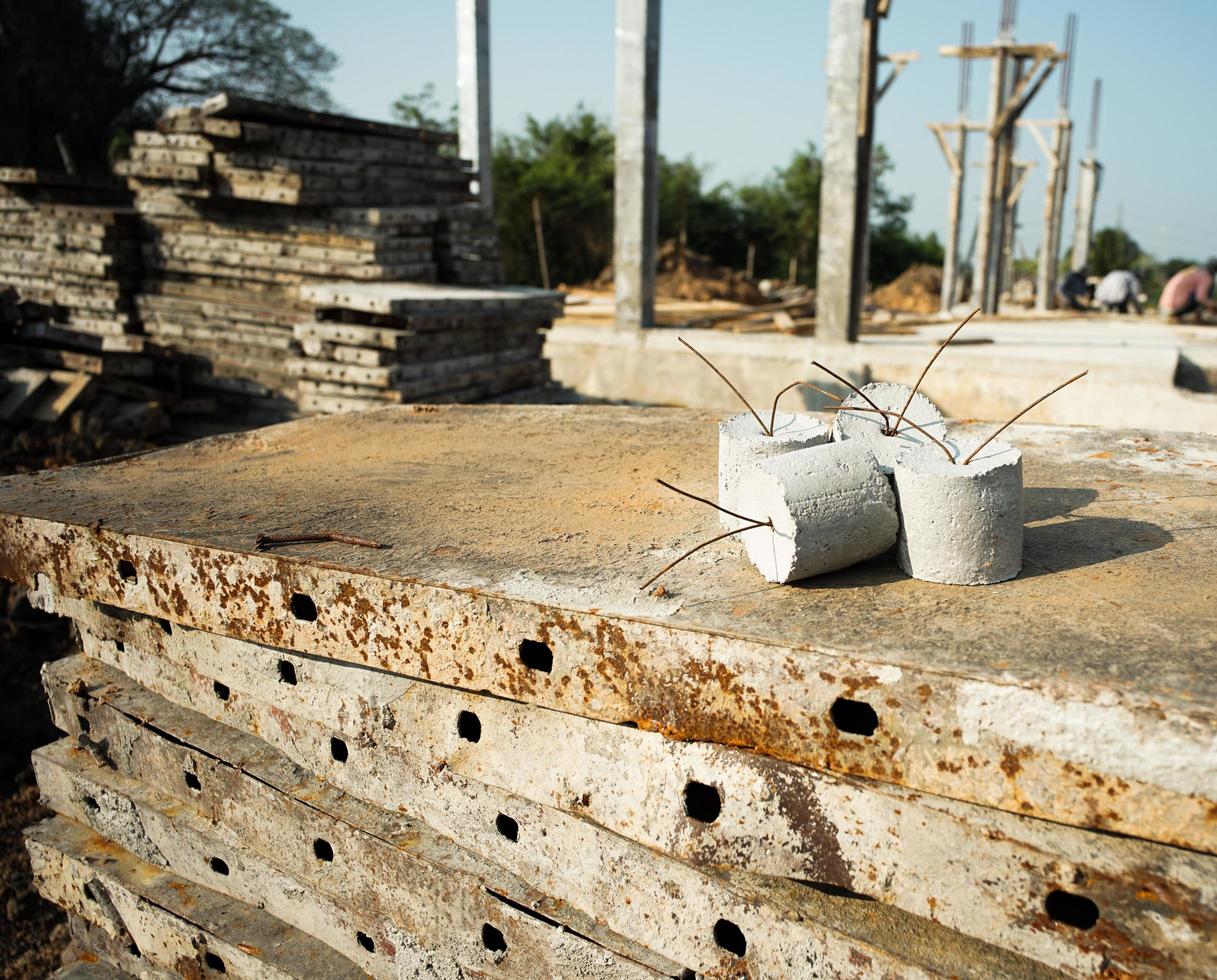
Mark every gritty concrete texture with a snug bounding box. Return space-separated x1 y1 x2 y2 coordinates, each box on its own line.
543 321 1217 433
26 815 365 980
831 381 947 473
1 405 1216 850
738 442 897 583
717 411 829 529
46 616 1217 978
895 439 1024 585
47 656 1057 979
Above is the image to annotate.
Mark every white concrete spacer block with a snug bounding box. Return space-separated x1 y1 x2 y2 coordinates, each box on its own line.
737 441 898 584
831 382 947 473
718 411 829 529
893 438 1024 585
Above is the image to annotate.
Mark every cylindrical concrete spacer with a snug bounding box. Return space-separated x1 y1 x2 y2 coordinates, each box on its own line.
737 441 898 584
718 411 829 529
831 382 947 474
893 438 1024 585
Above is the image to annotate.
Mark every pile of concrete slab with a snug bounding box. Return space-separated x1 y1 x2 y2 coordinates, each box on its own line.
117 93 505 412
0 169 142 337
291 281 562 413
7 405 1213 978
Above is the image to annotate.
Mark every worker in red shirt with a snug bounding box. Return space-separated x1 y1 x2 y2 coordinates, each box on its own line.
1160 262 1217 322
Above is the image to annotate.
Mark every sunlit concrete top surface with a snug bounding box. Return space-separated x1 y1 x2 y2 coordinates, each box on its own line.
0 404 1212 713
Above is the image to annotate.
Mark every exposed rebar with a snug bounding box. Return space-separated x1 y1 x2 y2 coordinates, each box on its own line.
961 370 1088 464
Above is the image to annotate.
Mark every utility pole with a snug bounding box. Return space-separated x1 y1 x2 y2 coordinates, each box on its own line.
1071 78 1102 272
816 0 889 343
929 20 974 311
455 0 492 210
613 0 661 331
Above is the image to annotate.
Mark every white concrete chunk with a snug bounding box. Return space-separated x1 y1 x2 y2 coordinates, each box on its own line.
894 439 1023 585
738 442 898 583
831 381 947 473
717 411 829 529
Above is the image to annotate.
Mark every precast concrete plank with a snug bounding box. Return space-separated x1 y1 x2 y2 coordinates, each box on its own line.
42 656 678 978
25 815 364 980
1 406 1215 849
34 740 664 980
46 654 1059 979
50 955 137 980
53 595 1217 977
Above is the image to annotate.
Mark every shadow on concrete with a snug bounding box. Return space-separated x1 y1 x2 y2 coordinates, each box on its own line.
1021 515 1173 576
1023 486 1098 522
796 552 909 590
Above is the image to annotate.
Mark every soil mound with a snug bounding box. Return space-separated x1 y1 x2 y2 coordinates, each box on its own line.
871 264 943 314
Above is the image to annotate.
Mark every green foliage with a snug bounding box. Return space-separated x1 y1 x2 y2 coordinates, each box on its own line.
1089 227 1143 277
0 0 336 171
391 83 457 133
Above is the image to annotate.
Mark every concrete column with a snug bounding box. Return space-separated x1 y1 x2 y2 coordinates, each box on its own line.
1071 156 1100 272
939 125 966 311
456 0 492 210
816 0 882 343
1034 121 1071 310
972 47 1007 314
613 0 661 331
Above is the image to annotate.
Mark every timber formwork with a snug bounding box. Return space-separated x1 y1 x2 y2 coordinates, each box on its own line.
5 405 1216 977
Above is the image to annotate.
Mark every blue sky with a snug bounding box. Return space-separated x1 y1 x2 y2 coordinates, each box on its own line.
279 1 1216 261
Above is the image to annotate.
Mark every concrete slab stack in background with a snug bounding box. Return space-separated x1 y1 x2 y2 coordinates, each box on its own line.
291 282 562 412
4 406 1215 977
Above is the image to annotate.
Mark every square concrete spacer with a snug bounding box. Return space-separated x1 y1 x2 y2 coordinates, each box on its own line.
737 441 899 584
831 382 947 474
893 438 1024 585
718 411 829 529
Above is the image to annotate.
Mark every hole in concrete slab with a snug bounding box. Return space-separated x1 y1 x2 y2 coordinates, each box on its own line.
481 923 507 953
495 813 519 842
77 714 90 734
356 932 375 953
128 942 141 959
157 618 173 634
184 770 201 792
115 640 124 653
278 659 298 685
208 856 229 876
117 559 137 584
518 639 552 673
213 680 230 702
83 884 96 902
457 710 481 743
1045 889 1099 930
82 796 99 812
313 838 334 862
330 737 348 763
290 592 317 622
678 971 696 980
684 781 722 823
713 918 747 957
203 951 226 973
829 697 878 736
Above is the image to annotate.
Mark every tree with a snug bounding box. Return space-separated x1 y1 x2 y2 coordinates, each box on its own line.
0 0 336 171
391 83 456 133
1088 227 1143 277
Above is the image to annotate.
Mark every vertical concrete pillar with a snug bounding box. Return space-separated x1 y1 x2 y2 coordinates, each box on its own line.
939 125 967 311
816 0 882 343
1071 156 1101 272
456 0 493 211
972 47 1007 314
1034 121 1071 310
613 0 661 331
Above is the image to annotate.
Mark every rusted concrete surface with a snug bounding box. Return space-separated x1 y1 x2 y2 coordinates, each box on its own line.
48 596 1217 977
27 815 365 979
1 405 1214 849
46 655 1059 980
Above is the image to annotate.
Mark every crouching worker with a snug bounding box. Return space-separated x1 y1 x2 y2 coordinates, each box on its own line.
1094 269 1143 314
1160 262 1217 322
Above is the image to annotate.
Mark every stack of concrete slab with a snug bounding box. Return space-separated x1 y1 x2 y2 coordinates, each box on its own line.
0 169 142 337
5 406 1215 977
291 282 562 413
117 93 488 411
